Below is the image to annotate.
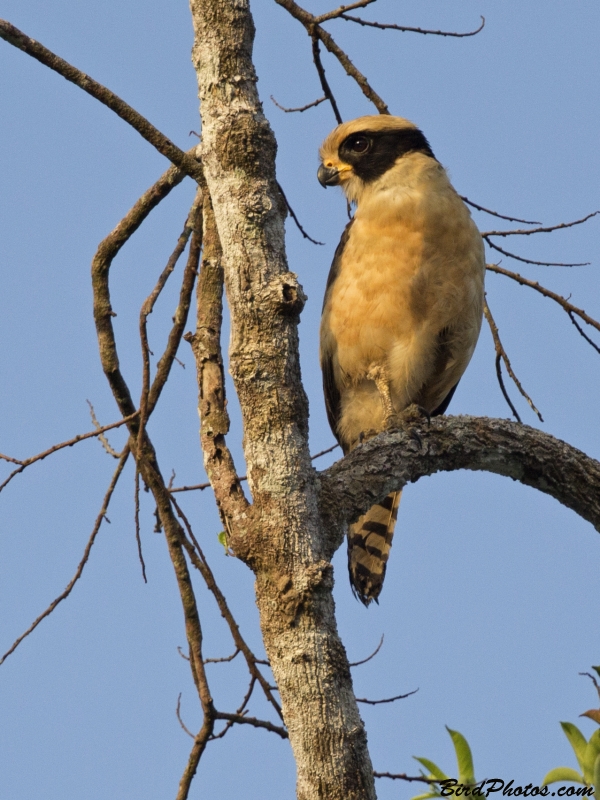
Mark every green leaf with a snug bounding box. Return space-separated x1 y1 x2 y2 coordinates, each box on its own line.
591 666 600 680
446 727 475 785
583 729 600 784
542 767 585 785
561 722 588 773
217 531 228 553
413 757 449 781
593 754 600 800
410 792 440 800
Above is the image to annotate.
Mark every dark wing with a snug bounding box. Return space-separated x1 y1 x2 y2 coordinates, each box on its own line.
322 218 354 306
431 381 459 416
321 220 354 451
416 325 460 416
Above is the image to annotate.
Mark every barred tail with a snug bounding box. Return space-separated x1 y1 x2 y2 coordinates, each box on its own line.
347 491 401 606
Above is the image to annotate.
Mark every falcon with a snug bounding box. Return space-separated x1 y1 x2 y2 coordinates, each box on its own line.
318 115 485 605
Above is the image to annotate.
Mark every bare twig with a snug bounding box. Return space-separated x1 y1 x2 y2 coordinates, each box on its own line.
213 711 288 739
270 93 327 113
356 688 418 705
275 0 389 114
176 693 196 739
0 19 203 181
482 210 599 239
460 196 541 225
484 237 589 267
568 312 600 355
0 413 137 493
278 181 324 245
349 634 384 667
338 14 485 38
169 495 283 720
374 771 443 784
87 400 122 458
315 0 377 24
0 447 130 666
170 481 212 493
483 300 543 422
311 443 340 461
169 444 339 494
487 264 600 336
210 676 257 741
133 470 148 583
579 671 600 698
204 647 241 665
311 33 343 124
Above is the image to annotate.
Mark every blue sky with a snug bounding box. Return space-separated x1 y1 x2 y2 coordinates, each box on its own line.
1 1 599 798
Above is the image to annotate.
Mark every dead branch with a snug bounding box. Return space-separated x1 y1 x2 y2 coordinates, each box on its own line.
87 400 122 458
185 190 250 544
338 14 485 38
0 19 203 180
482 210 599 238
483 299 543 422
0 413 137 493
213 711 288 739
374 771 443 784
484 237 589 267
315 0 377 24
204 648 241 665
274 0 389 114
311 33 343 124
356 688 418 705
349 634 384 667
568 312 600 355
270 93 326 113
277 181 325 245
176 693 196 739
0 447 130 666
210 676 257 740
169 444 339 494
168 494 283 720
460 196 541 225
487 264 600 336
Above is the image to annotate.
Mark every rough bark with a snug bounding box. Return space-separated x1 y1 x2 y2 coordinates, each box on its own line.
319 416 600 554
188 1 376 799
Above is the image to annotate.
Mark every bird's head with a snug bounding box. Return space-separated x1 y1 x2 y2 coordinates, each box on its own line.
318 115 436 203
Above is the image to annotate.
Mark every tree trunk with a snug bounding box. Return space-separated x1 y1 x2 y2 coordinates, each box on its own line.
188 1 377 798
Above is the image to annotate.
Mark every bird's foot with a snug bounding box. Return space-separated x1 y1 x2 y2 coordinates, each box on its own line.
358 428 379 445
399 403 431 426
397 404 431 449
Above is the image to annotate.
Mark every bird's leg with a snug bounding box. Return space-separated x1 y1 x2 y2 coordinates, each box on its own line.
366 364 397 429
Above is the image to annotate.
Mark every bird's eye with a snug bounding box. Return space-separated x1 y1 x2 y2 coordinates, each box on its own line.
347 135 370 154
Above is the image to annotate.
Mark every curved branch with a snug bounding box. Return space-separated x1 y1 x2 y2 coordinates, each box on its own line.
318 416 600 555
0 19 203 180
338 14 485 38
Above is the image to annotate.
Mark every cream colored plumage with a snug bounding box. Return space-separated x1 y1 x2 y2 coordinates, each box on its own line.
318 115 485 605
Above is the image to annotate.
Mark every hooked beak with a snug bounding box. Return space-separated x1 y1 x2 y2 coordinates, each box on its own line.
317 163 342 187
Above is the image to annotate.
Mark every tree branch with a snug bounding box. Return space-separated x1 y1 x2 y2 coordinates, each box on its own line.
338 14 485 38
0 447 130 665
0 19 203 180
487 264 600 336
318 416 600 555
0 413 137 493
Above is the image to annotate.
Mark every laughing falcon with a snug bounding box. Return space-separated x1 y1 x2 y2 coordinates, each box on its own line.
318 115 485 605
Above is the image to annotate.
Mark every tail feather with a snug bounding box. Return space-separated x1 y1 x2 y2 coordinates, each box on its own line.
347 491 401 605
